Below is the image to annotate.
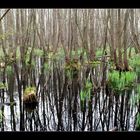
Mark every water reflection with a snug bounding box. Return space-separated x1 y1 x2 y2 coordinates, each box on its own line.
0 88 137 131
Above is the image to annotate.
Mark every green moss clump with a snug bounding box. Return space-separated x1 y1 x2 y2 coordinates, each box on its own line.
24 87 36 96
0 82 7 90
23 87 37 105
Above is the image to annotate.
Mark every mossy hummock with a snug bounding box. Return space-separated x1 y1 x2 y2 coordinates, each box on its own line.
23 87 38 109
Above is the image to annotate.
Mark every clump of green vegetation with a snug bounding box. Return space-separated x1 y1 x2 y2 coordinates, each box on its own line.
80 79 92 110
136 113 140 130
43 62 51 74
90 60 101 68
96 49 103 58
54 48 65 61
24 87 36 96
131 84 140 107
65 58 80 79
34 48 44 57
0 82 7 90
47 48 64 61
24 47 35 68
6 65 14 76
23 86 37 104
108 70 136 92
129 54 140 73
80 80 92 101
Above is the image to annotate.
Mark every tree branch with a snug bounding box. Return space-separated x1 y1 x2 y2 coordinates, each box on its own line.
0 9 10 22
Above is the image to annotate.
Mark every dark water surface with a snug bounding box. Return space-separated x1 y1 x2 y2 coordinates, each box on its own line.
0 88 137 131
0 61 138 131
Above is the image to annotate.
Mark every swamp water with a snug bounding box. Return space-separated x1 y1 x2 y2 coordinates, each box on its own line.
0 61 139 131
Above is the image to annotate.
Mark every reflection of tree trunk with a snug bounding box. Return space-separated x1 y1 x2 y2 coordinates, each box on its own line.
42 88 46 127
29 113 33 131
107 95 112 131
52 65 61 131
1 67 6 131
125 90 131 130
114 94 119 128
82 100 86 131
56 65 66 131
88 95 93 131
40 56 46 127
14 63 24 131
120 93 124 131
72 77 79 131
136 101 140 130
88 73 93 131
68 82 72 131
8 66 16 131
1 105 4 131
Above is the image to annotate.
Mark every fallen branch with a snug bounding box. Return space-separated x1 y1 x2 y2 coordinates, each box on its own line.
0 9 10 22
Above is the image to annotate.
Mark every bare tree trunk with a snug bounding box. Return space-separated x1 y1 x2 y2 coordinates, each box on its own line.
123 10 129 71
130 9 140 53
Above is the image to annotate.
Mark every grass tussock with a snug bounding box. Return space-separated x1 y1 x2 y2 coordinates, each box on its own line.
23 87 38 104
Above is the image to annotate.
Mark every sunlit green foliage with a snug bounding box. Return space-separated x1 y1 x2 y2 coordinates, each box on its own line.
90 60 101 68
108 70 136 92
76 48 81 55
23 86 37 107
44 62 49 71
24 86 36 96
96 49 103 57
133 84 140 105
80 79 92 111
0 29 15 41
34 48 44 57
16 47 20 60
6 65 14 76
80 80 92 102
136 113 140 129
55 48 65 60
25 47 31 65
129 54 140 73
24 47 36 68
0 82 7 90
